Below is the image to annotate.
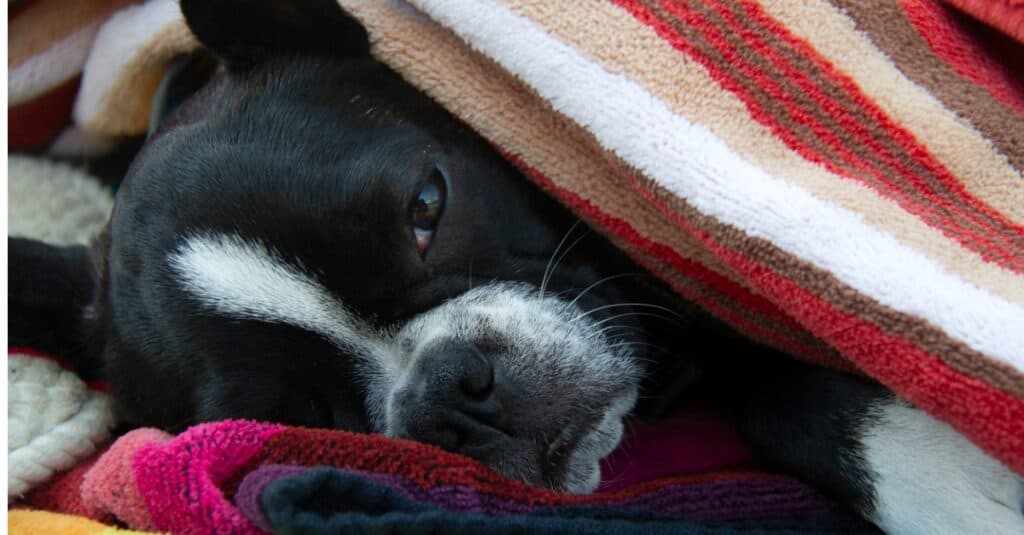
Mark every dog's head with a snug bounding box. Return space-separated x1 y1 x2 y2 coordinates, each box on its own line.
50 0 686 493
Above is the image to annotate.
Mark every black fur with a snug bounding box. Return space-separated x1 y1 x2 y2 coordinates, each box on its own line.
7 0 913 523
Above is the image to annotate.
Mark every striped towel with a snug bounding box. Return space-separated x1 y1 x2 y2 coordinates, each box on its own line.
335 0 1024 478
18 421 876 533
8 0 1024 479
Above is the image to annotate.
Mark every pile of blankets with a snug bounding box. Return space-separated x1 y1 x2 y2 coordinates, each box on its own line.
9 0 1024 533
15 419 876 533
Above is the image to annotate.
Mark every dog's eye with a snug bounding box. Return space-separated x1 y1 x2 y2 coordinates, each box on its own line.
412 169 447 255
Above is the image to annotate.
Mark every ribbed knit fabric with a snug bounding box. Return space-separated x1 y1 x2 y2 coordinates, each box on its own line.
21 421 876 534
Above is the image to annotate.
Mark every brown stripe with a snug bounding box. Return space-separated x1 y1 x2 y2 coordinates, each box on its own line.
831 0 1024 180
759 0 1024 226
8 0 135 68
641 0 1024 267
590 167 841 362
341 0 1024 393
336 0 835 361
503 0 1024 306
629 165 1024 397
623 244 852 370
713 0 1024 254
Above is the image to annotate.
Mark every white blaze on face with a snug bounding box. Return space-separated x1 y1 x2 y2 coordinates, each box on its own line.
169 236 642 493
167 232 383 359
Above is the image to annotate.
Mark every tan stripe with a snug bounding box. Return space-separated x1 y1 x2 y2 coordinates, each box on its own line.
337 0 1024 394
760 0 1024 226
502 0 1024 307
634 168 1024 397
831 0 1024 177
693 0 1019 253
78 21 198 136
335 0 833 358
508 0 1024 390
8 0 135 68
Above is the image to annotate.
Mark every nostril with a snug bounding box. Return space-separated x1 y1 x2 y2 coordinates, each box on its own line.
403 341 506 453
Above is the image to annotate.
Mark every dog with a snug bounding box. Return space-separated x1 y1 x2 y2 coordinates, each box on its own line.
9 1 1022 532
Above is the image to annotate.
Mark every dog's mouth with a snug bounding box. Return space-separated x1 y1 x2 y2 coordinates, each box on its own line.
367 282 644 493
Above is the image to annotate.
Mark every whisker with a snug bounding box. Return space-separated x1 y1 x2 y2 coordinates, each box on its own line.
539 220 582 299
590 311 684 329
562 273 644 312
573 302 688 324
541 230 590 298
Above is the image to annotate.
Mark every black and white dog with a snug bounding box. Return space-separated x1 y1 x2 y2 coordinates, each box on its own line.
9 1 1022 533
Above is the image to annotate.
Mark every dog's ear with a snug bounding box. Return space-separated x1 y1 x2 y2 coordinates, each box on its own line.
149 51 217 136
9 237 104 378
179 0 370 67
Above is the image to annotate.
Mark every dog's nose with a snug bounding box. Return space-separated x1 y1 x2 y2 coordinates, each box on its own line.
399 342 505 453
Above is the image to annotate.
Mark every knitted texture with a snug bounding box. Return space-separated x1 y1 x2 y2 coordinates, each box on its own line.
8 352 116 501
8 0 1024 475
21 421 876 534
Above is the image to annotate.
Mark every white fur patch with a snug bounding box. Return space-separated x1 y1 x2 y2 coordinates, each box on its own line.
862 401 1024 534
381 282 641 493
168 232 383 358
171 240 640 493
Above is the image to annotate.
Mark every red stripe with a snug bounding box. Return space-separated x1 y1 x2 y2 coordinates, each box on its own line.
723 0 1024 266
502 153 843 366
633 186 1024 475
8 76 79 151
701 0 1024 267
944 0 1024 45
633 251 852 371
614 0 1024 272
905 0 1024 116
733 0 1024 254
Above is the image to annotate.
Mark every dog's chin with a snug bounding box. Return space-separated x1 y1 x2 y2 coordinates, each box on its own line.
366 281 643 494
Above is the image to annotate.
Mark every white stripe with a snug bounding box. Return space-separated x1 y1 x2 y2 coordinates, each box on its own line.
73 0 192 129
168 233 382 358
406 0 1024 370
9 22 101 106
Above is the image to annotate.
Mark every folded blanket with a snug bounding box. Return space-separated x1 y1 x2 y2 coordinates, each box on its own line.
18 421 877 533
338 0 1024 477
9 0 1022 475
8 0 1024 531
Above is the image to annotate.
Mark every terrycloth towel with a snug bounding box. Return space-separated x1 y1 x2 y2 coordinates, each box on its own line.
9 0 1023 476
945 0 1024 43
18 421 877 534
250 466 874 534
344 0 1024 477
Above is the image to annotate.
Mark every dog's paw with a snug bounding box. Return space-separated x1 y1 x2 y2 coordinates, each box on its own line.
862 402 1024 535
